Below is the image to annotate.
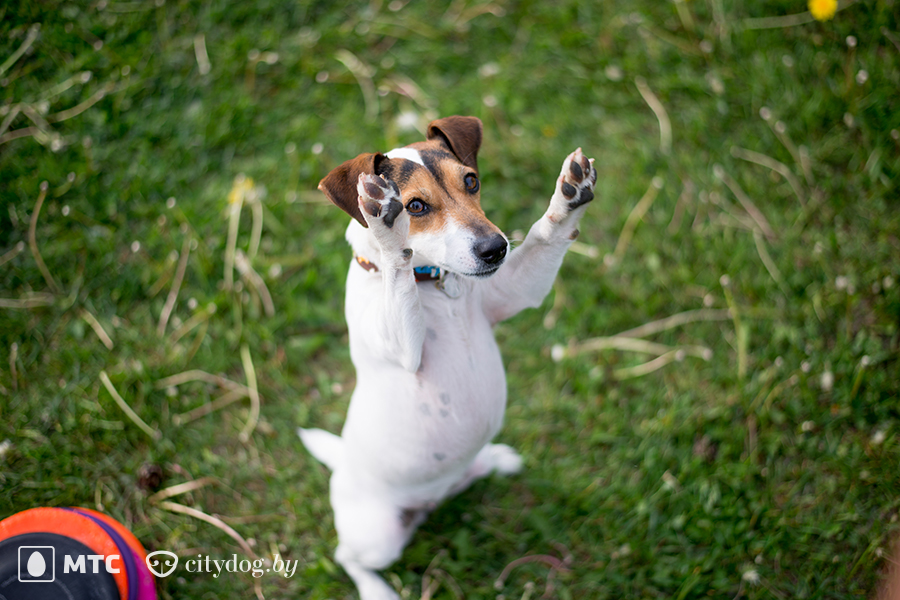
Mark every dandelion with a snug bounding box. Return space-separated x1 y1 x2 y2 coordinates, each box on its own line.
820 370 834 391
742 567 761 585
808 0 837 22
551 344 566 363
604 65 623 82
395 111 419 132
478 62 500 78
228 175 255 205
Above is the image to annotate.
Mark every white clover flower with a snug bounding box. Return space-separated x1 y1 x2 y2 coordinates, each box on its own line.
551 344 566 363
395 111 419 132
820 370 834 391
742 568 760 585
478 62 500 78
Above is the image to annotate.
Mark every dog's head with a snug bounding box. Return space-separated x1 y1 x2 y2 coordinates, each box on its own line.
318 116 508 278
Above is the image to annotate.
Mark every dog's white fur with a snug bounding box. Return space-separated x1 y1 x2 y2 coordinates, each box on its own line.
300 119 595 600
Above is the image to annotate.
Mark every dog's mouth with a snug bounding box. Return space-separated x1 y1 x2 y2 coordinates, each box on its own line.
454 261 504 279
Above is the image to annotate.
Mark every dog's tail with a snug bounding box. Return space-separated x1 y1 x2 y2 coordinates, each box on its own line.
297 427 344 471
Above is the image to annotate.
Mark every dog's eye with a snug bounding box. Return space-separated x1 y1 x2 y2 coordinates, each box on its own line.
406 199 428 215
464 174 480 193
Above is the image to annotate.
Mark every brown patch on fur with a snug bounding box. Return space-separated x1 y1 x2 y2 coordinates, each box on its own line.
391 143 501 240
426 116 483 172
318 152 385 227
317 116 497 238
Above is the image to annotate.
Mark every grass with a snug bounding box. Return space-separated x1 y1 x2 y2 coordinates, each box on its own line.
1 0 899 598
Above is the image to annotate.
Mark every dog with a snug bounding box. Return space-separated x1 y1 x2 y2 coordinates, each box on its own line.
299 116 595 600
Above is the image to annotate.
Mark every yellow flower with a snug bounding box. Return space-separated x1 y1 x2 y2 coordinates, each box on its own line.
808 0 837 21
228 175 255 205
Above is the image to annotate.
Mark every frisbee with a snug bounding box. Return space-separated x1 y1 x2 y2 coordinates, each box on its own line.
0 507 158 600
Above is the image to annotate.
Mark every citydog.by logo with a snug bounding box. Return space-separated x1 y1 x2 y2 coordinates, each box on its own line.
145 550 179 578
183 553 299 579
145 552 300 579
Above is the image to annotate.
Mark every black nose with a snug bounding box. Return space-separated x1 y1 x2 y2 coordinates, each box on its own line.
475 233 508 265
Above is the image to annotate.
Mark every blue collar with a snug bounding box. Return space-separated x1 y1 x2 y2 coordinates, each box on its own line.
355 256 442 282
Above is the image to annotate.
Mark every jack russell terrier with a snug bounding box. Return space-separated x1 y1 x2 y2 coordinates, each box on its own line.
299 116 596 600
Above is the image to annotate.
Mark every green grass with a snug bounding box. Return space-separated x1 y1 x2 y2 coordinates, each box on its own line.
2 1 899 598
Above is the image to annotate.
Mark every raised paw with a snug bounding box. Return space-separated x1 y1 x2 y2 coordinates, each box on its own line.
549 148 596 223
358 173 403 227
559 148 596 208
357 173 410 257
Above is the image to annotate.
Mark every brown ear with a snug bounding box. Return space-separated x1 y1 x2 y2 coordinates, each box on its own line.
318 152 386 227
426 116 483 173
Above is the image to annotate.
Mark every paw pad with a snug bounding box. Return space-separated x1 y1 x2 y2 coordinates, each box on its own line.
559 149 596 211
358 174 403 228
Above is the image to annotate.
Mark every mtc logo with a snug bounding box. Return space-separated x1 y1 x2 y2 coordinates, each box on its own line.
18 546 55 582
63 554 122 574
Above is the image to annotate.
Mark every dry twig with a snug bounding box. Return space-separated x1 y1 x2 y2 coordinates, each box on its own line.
712 164 775 240
155 370 250 395
157 236 191 336
99 371 161 440
157 500 258 559
612 176 664 261
147 476 217 504
616 308 732 339
28 181 60 294
80 309 114 350
173 388 247 426
0 24 40 77
731 146 806 207
238 345 260 443
494 554 571 598
635 77 672 155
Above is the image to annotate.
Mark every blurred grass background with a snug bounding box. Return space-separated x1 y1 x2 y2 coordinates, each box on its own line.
1 1 899 598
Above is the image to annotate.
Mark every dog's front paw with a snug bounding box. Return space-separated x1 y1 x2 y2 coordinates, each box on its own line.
357 173 410 260
548 148 596 224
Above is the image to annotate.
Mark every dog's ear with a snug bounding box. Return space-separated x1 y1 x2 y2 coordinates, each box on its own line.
427 116 483 173
318 152 386 228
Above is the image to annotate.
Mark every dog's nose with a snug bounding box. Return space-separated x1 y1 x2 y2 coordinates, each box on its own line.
475 234 508 265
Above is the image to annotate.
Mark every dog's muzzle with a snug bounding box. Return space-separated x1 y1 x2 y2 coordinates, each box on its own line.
475 233 508 267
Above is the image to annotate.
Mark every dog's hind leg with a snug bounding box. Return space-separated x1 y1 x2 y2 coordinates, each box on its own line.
448 443 523 496
298 427 344 471
329 470 418 600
